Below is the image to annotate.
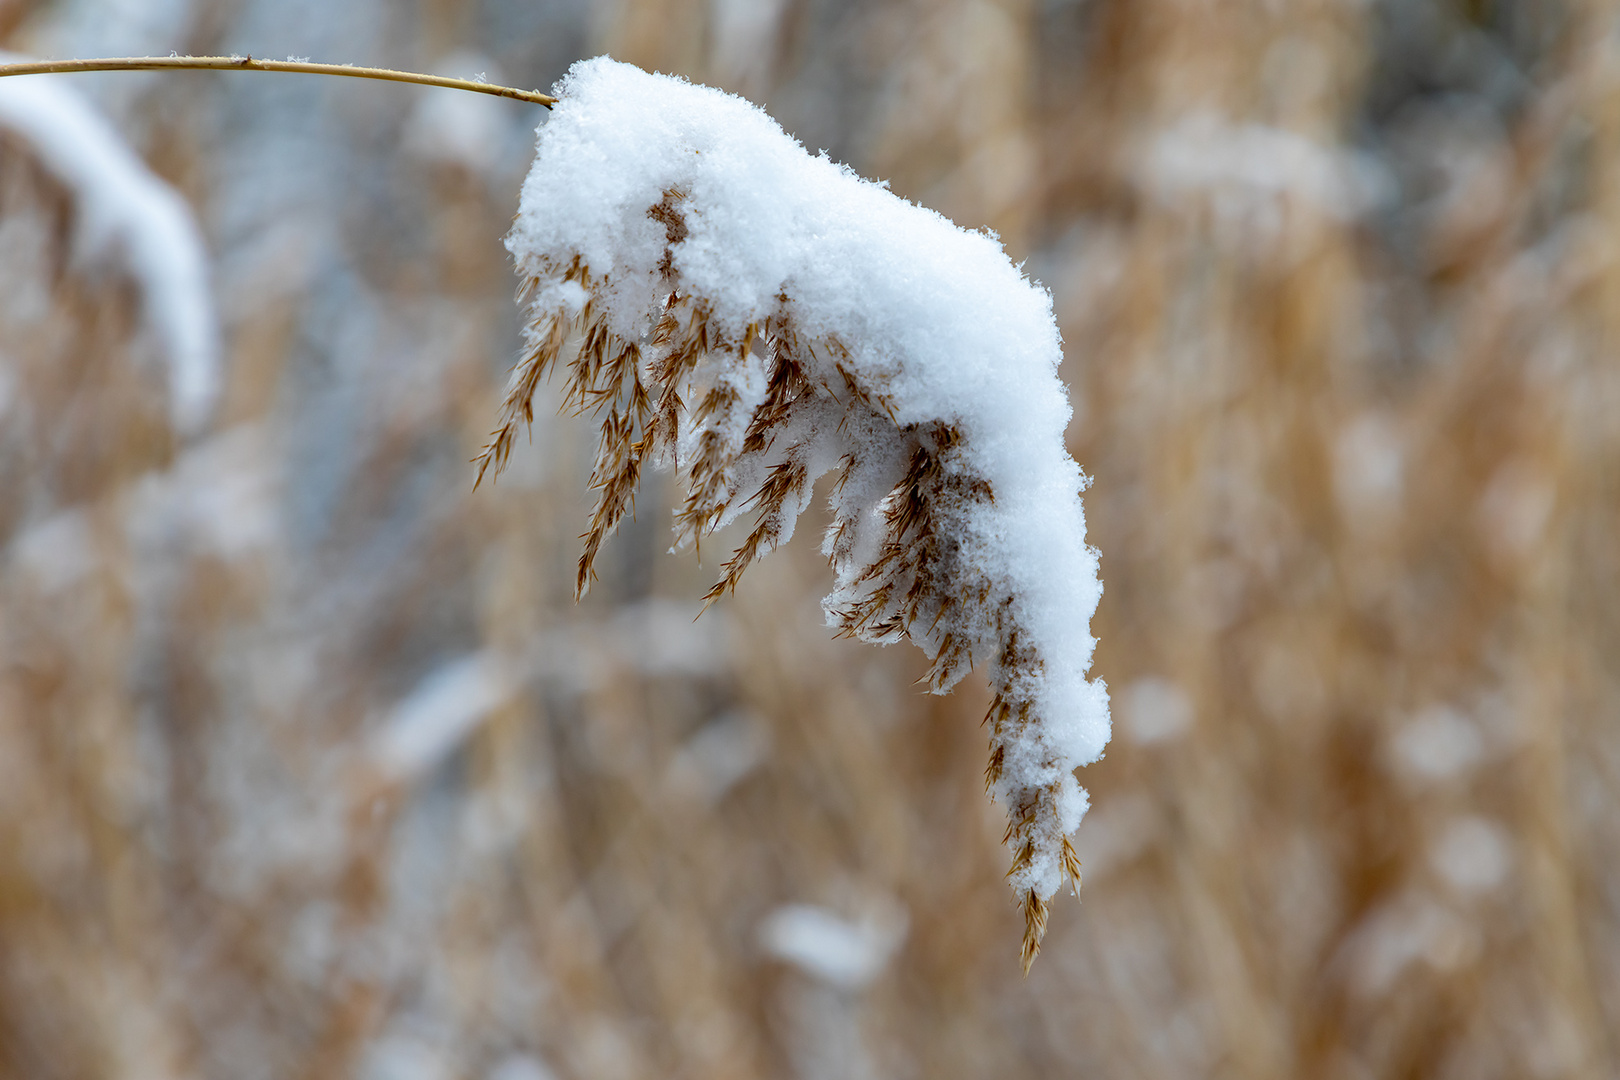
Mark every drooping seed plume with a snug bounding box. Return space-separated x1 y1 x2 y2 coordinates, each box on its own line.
481 58 1109 970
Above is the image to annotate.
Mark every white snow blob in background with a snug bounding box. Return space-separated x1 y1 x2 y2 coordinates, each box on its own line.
0 53 220 437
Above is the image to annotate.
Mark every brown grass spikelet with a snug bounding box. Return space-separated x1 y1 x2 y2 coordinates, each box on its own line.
984 742 1005 792
1060 836 1082 891
1020 891 1050 976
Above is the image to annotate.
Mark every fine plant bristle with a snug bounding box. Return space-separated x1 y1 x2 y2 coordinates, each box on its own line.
1020 891 1049 976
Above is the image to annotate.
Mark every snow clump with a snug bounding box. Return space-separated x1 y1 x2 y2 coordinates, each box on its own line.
484 57 1108 970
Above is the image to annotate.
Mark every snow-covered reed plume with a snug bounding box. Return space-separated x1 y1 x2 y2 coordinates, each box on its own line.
483 58 1108 969
0 53 219 436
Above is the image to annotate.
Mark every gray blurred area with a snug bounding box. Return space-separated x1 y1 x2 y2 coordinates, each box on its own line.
2 0 1619 1077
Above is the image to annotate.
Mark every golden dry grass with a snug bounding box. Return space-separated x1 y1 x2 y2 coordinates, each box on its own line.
1 0 1619 1077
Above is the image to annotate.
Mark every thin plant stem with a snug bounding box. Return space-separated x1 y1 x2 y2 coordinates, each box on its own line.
0 55 555 107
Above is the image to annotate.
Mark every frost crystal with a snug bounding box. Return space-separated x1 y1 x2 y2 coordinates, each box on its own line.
486 57 1108 969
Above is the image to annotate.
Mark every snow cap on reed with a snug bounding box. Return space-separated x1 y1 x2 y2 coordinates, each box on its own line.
490 57 1108 970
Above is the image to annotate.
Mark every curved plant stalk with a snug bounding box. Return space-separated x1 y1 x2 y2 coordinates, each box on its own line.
0 55 555 108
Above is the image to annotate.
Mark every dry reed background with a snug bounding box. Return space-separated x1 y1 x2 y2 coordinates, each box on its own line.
0 0 1617 1077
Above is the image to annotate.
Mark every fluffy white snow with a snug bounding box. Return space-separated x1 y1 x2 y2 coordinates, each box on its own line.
0 53 220 436
502 58 1108 957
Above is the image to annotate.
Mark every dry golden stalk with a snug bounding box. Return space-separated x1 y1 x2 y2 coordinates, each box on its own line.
0 55 557 107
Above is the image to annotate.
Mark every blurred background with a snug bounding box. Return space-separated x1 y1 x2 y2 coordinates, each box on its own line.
0 0 1618 1077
